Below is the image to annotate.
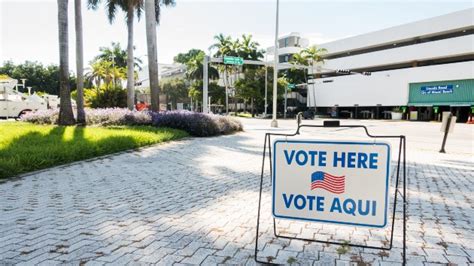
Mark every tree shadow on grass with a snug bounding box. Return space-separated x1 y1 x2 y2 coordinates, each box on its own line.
0 125 183 179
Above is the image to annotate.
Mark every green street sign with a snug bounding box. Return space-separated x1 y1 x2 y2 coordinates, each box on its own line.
433 106 439 113
223 56 244 65
287 83 296 89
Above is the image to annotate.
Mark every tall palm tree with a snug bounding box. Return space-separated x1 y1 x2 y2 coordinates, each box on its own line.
57 0 76 125
94 42 143 70
238 34 263 60
88 0 144 110
86 61 106 88
210 34 234 57
210 34 240 114
86 60 125 88
302 45 327 65
75 0 86 125
144 0 159 112
185 51 219 81
290 45 327 112
144 0 175 112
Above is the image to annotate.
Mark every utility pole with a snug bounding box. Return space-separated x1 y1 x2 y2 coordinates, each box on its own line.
225 69 229 115
264 53 268 118
271 0 279 128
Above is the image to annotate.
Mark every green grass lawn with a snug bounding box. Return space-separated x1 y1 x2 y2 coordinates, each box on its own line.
0 122 188 179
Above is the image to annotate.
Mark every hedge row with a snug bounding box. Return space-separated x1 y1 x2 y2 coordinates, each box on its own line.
21 108 243 137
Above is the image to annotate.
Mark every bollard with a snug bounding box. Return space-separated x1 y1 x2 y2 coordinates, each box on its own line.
296 112 303 126
439 113 453 153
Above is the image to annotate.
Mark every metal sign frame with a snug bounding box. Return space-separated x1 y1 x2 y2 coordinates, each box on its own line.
254 120 407 265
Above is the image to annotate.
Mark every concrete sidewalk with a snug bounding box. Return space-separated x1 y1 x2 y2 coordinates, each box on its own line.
0 119 472 265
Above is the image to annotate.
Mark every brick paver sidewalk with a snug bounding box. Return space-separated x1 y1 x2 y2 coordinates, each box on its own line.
0 120 473 265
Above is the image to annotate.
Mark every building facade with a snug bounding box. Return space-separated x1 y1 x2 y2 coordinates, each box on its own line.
267 32 310 115
135 63 189 110
307 8 474 122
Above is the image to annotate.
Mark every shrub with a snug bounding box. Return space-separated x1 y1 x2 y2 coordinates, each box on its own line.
21 109 59 124
80 85 127 108
21 108 242 137
152 111 220 137
85 108 131 126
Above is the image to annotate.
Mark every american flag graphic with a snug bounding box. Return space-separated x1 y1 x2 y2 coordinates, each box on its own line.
311 171 345 194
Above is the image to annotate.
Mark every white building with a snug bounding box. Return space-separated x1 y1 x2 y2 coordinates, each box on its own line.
267 32 310 114
135 63 186 89
135 63 188 110
267 32 310 69
307 8 474 122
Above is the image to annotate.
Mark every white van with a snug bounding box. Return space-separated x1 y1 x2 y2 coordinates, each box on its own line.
0 78 47 118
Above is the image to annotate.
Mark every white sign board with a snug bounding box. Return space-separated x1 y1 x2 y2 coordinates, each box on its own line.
272 140 391 228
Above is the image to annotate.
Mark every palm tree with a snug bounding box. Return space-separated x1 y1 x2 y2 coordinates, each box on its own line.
144 0 159 112
86 60 125 88
290 45 327 78
57 0 76 125
290 45 327 112
210 34 234 57
238 34 264 60
144 0 175 112
88 0 144 110
75 0 86 125
86 61 106 88
210 34 241 114
302 45 327 65
94 42 143 70
185 51 219 81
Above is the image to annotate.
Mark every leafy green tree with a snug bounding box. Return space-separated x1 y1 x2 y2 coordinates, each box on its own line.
188 80 224 108
173 49 202 64
235 68 262 116
0 61 77 95
161 78 188 110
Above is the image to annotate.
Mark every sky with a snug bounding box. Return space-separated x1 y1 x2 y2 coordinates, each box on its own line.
0 0 472 70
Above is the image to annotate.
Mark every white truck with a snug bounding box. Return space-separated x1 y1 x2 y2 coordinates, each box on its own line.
0 78 49 119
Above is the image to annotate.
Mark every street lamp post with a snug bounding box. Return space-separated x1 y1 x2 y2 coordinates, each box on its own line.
271 0 279 127
264 53 268 118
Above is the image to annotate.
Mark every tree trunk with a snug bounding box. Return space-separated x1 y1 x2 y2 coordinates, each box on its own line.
126 5 135 110
75 0 86 124
57 0 75 125
145 0 160 112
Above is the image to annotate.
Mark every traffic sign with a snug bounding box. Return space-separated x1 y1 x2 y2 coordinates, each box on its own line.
223 56 244 65
272 140 391 228
288 83 296 89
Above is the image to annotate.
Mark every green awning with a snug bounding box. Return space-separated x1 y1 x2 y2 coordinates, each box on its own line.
408 79 474 107
408 102 473 107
